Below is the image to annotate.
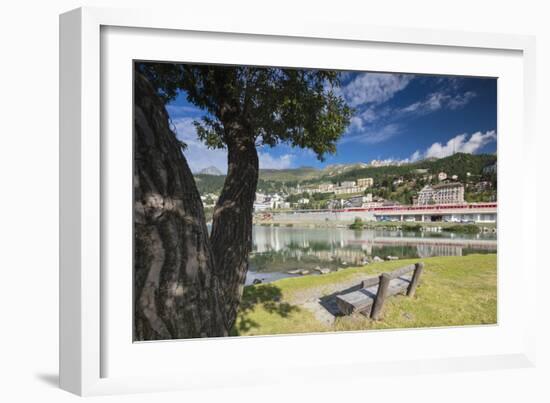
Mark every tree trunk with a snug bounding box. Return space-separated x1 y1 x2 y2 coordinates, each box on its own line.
210 135 259 329
134 73 228 340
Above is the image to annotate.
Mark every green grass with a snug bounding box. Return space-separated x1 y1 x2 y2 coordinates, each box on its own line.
232 254 497 336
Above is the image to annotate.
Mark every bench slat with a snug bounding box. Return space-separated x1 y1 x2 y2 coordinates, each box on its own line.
386 264 416 279
361 276 380 289
360 264 416 289
335 273 413 316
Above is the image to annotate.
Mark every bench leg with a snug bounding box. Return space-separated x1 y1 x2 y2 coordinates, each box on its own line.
371 273 391 320
407 262 424 297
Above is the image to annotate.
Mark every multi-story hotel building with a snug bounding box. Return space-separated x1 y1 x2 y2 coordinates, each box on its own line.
416 182 465 205
357 177 374 188
333 185 364 195
318 183 335 193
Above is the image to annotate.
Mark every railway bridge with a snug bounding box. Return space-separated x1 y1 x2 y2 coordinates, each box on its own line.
359 202 497 223
267 203 497 224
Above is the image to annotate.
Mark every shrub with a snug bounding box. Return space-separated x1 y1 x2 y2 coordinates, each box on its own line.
349 217 364 230
442 224 480 234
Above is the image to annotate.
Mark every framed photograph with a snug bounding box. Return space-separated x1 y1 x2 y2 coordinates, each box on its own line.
60 7 537 396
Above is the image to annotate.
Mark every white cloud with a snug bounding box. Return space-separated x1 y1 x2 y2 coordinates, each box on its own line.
172 117 196 142
166 104 203 116
359 106 391 124
370 130 494 165
342 123 401 145
367 156 414 166
402 92 448 114
401 91 476 115
342 84 475 145
410 130 496 161
409 150 422 162
172 117 228 173
341 73 412 107
447 91 476 109
349 116 365 131
172 118 297 172
258 153 294 169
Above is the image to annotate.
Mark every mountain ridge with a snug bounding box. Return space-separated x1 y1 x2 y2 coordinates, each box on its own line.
197 165 223 176
194 153 497 195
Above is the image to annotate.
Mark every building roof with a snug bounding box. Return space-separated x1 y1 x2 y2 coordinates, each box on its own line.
432 182 464 189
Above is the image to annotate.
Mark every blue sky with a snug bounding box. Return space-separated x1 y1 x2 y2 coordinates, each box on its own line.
166 70 497 173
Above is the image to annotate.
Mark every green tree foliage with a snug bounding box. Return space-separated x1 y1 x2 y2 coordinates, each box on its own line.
134 62 353 335
325 153 496 186
194 174 227 194
285 192 310 204
349 217 364 230
137 62 352 160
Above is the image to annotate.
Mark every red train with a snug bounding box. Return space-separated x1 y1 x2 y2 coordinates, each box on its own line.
332 202 497 214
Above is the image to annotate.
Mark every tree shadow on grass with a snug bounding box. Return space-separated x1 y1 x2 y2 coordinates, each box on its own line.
231 284 299 336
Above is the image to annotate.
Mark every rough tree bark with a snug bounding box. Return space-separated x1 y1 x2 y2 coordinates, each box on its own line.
210 134 259 330
134 73 228 340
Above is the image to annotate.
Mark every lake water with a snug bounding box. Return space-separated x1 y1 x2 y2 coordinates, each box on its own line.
246 225 497 285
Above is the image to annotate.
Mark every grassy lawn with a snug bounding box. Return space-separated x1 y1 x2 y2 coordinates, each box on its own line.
232 254 497 336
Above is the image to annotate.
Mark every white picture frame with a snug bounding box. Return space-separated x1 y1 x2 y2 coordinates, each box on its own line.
60 6 537 396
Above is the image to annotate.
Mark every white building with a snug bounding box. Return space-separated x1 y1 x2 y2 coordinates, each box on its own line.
255 192 267 203
348 195 371 207
200 193 219 207
254 193 287 211
334 185 366 195
392 177 404 186
438 172 448 181
416 182 465 205
270 194 285 209
416 186 434 205
340 180 356 188
318 183 335 193
357 178 374 188
332 179 370 195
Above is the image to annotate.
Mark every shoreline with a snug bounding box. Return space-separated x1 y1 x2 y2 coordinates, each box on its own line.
253 219 497 232
234 254 497 336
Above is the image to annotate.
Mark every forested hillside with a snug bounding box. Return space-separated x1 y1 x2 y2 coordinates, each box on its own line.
195 152 497 200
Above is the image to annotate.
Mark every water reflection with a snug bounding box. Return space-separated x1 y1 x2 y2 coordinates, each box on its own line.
247 225 496 284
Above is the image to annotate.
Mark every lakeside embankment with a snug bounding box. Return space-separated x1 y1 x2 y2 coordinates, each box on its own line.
253 218 496 233
232 254 497 336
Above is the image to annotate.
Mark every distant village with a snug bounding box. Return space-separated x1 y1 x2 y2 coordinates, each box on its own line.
199 161 497 213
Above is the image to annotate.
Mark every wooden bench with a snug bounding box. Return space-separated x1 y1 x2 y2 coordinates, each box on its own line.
335 262 424 320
